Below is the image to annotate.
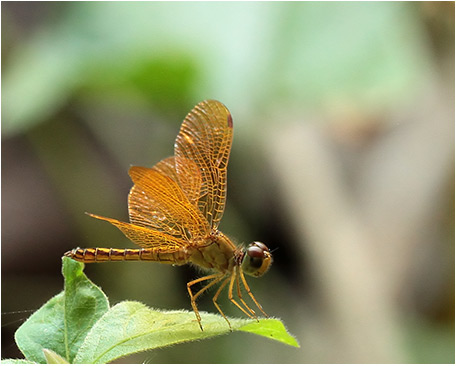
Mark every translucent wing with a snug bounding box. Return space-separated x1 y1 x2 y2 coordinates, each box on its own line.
152 156 202 206
175 100 233 229
127 165 209 244
87 213 190 249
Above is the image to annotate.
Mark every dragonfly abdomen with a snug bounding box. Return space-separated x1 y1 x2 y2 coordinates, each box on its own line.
64 247 188 264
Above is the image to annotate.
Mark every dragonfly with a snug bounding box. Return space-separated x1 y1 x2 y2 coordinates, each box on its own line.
65 100 273 330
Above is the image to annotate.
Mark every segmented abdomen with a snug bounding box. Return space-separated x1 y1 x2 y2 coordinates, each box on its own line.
64 247 187 264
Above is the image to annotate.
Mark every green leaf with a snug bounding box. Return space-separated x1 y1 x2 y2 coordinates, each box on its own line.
12 257 298 364
14 257 109 363
239 318 300 348
0 360 36 364
61 257 110 362
74 301 298 364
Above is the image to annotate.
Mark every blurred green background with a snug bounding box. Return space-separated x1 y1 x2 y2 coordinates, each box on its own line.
2 2 454 363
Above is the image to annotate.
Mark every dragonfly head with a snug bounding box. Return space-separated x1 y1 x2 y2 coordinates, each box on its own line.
241 241 272 277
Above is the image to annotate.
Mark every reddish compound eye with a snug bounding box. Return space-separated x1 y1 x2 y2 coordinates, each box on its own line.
241 242 273 277
247 245 264 258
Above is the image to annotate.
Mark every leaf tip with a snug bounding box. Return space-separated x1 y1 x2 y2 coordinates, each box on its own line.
43 349 69 364
238 318 300 348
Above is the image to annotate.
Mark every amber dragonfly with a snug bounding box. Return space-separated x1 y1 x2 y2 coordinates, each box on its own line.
65 100 273 330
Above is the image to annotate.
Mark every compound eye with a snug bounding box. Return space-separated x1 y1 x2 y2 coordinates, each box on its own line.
241 242 272 277
251 241 269 252
247 255 263 270
247 245 264 259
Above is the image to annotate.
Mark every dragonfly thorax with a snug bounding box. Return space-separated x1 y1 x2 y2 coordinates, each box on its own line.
189 231 238 273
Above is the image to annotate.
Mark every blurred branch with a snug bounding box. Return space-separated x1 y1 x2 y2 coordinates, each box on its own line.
264 80 453 362
357 81 454 295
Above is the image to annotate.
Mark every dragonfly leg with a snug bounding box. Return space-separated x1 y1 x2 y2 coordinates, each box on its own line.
211 276 232 329
192 274 225 301
239 270 268 318
235 269 257 317
228 270 255 319
187 273 223 331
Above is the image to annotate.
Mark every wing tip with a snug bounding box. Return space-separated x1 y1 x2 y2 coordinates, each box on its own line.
227 113 233 128
198 99 233 128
